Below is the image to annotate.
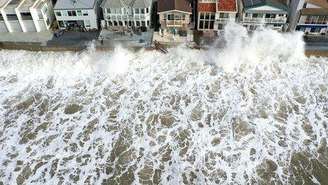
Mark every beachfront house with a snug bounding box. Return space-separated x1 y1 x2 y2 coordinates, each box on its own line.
293 0 328 35
157 0 192 35
197 0 237 32
54 0 100 30
101 0 152 30
239 0 288 31
197 0 216 31
0 0 54 32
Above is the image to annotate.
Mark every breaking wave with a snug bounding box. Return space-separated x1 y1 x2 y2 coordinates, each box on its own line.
0 23 328 184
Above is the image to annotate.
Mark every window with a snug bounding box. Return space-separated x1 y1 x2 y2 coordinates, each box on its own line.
253 13 258 18
219 13 229 18
135 8 139 14
142 21 146 26
146 8 149 13
107 8 111 14
0 14 3 21
6 14 18 21
83 11 88 16
58 21 64 27
198 12 215 30
46 18 50 26
21 12 33 20
168 14 174 20
141 8 145 14
218 23 223 30
77 10 82 16
136 21 140 26
68 11 76 16
56 11 61 16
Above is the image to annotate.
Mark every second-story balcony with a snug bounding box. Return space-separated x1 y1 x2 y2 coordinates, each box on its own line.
216 17 235 23
243 17 287 24
164 20 186 27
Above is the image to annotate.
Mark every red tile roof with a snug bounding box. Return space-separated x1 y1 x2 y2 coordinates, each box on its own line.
217 0 237 12
198 3 216 12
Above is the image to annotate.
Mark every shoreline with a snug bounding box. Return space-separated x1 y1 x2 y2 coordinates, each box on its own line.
1 41 328 57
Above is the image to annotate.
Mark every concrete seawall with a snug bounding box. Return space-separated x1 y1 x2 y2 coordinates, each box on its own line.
1 41 328 57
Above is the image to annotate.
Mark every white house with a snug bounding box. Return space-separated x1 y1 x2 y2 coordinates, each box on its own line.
1 0 24 32
292 0 328 35
239 0 288 31
0 0 53 32
54 0 100 30
101 0 152 30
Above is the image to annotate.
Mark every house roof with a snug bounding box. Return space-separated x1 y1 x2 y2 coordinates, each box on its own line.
305 0 328 9
242 0 287 11
218 0 237 12
158 0 191 13
54 0 96 10
198 2 216 12
300 8 328 15
101 0 152 9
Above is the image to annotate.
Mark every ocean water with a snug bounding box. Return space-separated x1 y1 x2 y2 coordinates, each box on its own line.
0 24 328 184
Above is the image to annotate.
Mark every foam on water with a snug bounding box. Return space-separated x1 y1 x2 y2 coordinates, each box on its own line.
0 23 328 184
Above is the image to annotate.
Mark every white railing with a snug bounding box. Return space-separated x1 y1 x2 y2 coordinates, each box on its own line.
215 17 235 23
164 20 185 27
243 17 286 24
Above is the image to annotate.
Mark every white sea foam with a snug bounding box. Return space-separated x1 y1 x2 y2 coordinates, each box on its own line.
0 23 327 184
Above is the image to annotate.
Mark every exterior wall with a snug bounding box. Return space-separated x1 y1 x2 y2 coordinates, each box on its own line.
288 0 305 30
296 14 328 34
16 9 36 32
215 11 237 30
0 21 7 32
103 7 151 29
1 9 23 32
0 13 8 32
241 12 288 31
0 0 54 33
159 11 191 30
54 8 98 30
197 11 216 30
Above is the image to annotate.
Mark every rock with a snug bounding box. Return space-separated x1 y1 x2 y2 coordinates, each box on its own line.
64 104 83 114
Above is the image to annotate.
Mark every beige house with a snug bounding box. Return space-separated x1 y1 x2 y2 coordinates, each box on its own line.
157 0 192 35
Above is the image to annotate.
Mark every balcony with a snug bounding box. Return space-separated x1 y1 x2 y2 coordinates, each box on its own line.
164 20 186 27
216 17 235 23
243 17 286 24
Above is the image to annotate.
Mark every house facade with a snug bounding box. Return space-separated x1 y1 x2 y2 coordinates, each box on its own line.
197 0 237 31
197 0 216 31
157 0 192 35
294 0 328 35
240 0 288 31
0 0 53 32
101 0 152 30
54 0 100 30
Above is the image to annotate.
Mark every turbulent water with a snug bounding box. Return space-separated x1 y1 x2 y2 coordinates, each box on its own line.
0 24 328 185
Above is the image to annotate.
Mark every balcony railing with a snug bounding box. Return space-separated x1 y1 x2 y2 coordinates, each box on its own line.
163 20 186 26
243 17 286 24
215 17 235 23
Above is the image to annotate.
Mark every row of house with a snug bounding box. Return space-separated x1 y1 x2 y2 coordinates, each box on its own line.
0 0 327 36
